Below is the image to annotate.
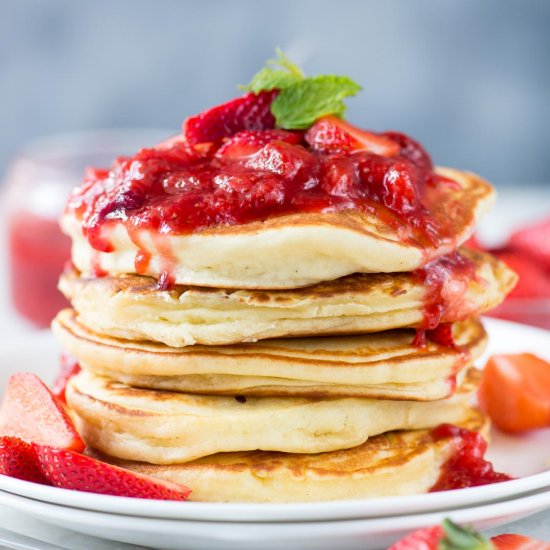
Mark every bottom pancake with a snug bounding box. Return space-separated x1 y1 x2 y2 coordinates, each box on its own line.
96 406 488 502
67 369 481 464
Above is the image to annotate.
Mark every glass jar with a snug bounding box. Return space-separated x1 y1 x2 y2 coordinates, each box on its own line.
2 128 171 328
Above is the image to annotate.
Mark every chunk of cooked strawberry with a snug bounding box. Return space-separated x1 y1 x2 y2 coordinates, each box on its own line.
493 249 550 298
183 91 277 145
215 129 302 159
35 445 191 500
508 217 550 272
245 140 315 179
357 154 420 214
0 436 49 484
478 353 550 433
52 354 81 404
380 131 433 178
0 373 84 452
305 116 400 156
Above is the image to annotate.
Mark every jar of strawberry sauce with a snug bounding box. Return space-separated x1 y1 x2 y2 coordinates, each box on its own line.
2 130 170 328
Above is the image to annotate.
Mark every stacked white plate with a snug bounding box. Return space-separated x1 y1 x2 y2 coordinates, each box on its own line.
0 318 549 550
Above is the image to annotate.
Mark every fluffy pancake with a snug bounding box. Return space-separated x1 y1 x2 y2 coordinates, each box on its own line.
62 167 495 289
94 406 488 502
66 369 480 464
54 311 486 400
58 248 516 347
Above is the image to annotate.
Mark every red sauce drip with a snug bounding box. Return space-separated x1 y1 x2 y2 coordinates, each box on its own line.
134 250 151 274
413 252 477 330
91 252 107 277
66 129 469 257
430 424 514 491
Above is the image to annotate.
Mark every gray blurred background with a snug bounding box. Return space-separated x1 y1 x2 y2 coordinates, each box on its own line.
2 0 550 186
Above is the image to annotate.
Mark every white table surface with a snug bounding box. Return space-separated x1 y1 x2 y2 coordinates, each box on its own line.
0 186 549 548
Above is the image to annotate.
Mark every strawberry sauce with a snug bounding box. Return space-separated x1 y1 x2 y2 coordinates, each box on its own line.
66 113 467 258
430 424 513 491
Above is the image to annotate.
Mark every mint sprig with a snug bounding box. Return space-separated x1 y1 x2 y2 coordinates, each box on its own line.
244 50 362 130
271 75 361 129
245 48 305 93
439 519 494 550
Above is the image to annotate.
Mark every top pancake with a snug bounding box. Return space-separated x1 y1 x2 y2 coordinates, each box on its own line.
62 167 495 289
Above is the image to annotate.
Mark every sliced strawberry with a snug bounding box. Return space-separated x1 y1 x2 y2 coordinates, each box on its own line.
0 373 84 452
388 525 444 550
478 353 550 433
35 445 191 500
492 533 550 549
215 129 302 159
493 249 550 298
357 154 420 214
183 91 277 145
305 116 400 156
389 519 493 550
0 436 49 484
426 324 455 348
509 217 550 272
52 354 81 404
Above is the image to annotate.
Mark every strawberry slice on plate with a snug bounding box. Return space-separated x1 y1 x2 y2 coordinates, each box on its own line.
389 519 492 549
478 353 550 433
52 354 81 403
305 115 400 156
0 372 84 452
491 534 550 549
509 217 550 272
493 250 550 299
35 445 191 501
183 91 277 145
0 436 48 484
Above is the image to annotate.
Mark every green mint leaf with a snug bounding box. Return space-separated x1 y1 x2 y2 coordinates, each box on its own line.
271 75 362 129
439 519 495 550
245 67 303 94
244 48 305 93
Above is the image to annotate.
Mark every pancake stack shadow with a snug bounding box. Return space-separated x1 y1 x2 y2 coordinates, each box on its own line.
52 241 517 502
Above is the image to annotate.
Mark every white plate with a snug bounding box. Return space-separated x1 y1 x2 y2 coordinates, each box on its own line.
0 488 548 550
0 318 549 525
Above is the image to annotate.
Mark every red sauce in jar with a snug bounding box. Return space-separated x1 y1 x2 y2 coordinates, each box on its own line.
66 126 471 259
8 213 71 327
430 424 514 491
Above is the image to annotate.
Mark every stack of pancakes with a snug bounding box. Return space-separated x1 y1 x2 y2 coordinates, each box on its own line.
54 167 517 502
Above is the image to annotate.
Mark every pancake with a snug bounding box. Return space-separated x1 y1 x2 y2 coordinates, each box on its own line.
54 311 486 400
93 406 489 502
58 248 516 347
62 167 495 289
66 369 481 464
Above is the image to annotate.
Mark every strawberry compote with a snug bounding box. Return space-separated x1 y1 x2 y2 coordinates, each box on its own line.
430 424 513 491
66 95 469 256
